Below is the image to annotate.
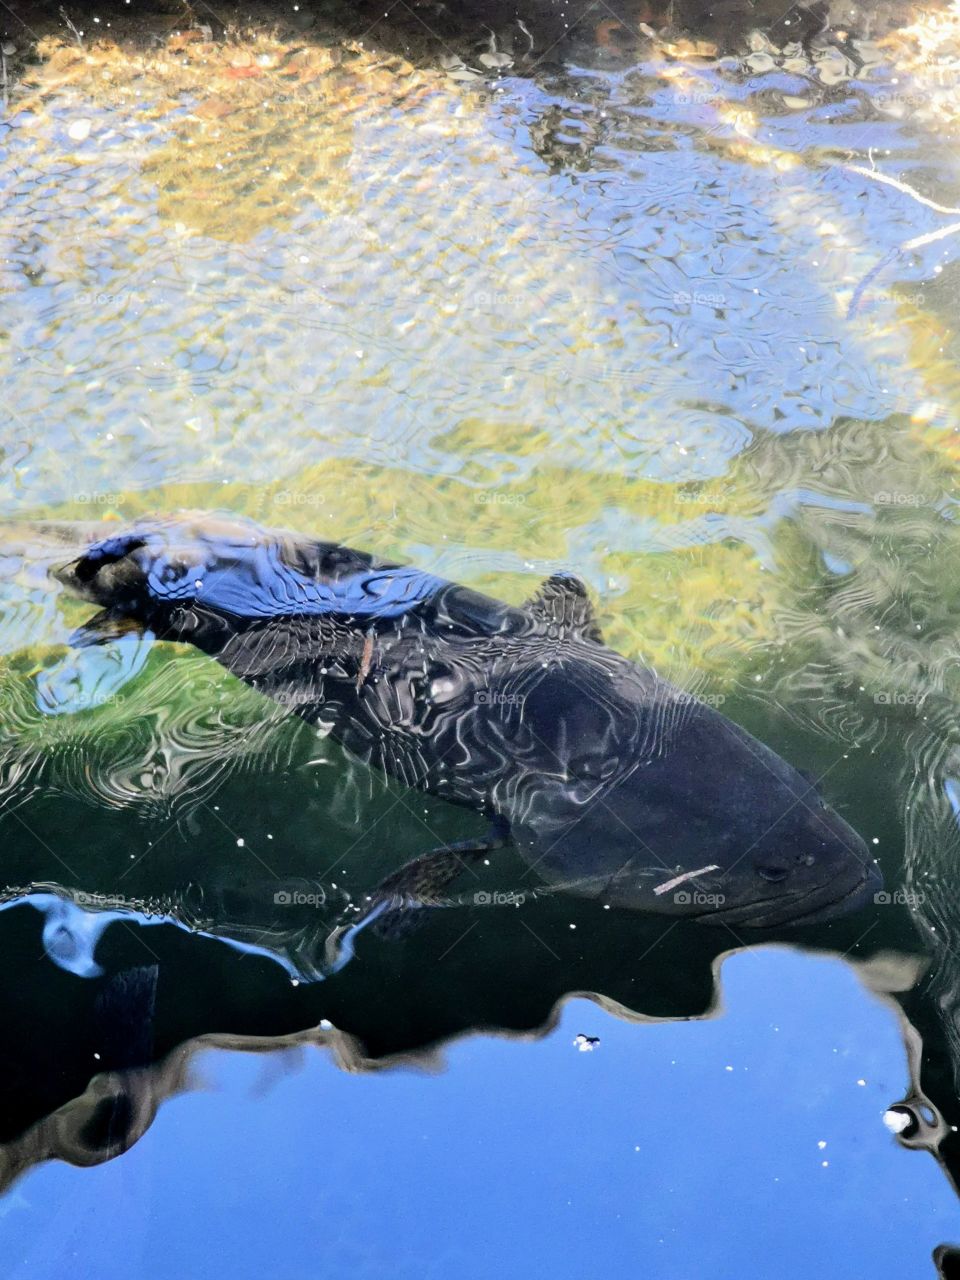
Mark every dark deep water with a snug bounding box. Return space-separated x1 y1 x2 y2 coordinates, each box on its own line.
3 0 960 1273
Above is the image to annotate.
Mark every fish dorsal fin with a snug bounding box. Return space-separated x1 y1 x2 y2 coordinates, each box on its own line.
522 574 604 644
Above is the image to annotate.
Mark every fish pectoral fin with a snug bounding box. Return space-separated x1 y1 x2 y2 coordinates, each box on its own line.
68 609 148 648
370 844 483 940
325 823 512 965
522 573 604 644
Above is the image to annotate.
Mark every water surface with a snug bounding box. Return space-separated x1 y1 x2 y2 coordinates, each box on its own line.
2 0 960 1272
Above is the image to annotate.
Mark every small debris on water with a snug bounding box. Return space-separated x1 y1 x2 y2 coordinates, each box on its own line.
883 1109 912 1135
67 119 91 142
573 1034 599 1052
653 864 720 896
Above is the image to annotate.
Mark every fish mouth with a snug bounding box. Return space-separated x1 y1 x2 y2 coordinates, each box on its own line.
50 554 116 605
51 557 85 594
692 861 882 929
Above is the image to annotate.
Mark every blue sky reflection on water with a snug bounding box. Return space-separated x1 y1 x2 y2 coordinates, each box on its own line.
2 948 957 1279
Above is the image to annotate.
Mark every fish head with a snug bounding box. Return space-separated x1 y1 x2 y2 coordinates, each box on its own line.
51 516 252 626
52 514 421 635
501 658 881 928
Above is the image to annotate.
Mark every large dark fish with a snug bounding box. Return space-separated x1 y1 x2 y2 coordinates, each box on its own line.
51 514 881 930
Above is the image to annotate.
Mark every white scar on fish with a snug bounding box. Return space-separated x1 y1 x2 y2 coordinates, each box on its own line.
653 865 721 896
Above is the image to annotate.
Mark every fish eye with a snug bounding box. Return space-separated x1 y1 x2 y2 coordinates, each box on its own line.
158 561 188 585
74 535 147 583
757 864 789 883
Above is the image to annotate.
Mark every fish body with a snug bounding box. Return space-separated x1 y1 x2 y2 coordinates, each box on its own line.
52 514 881 928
